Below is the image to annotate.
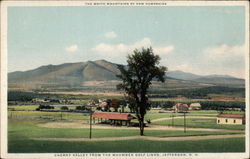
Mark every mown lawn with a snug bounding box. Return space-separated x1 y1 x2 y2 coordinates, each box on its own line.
145 113 183 120
8 105 39 111
8 119 245 153
8 119 242 139
8 105 80 111
8 111 89 120
8 137 245 153
152 118 245 130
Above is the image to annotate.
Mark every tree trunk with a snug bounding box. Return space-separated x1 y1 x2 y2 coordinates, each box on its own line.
139 119 144 136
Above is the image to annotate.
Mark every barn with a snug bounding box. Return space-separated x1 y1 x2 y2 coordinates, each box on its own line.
217 114 245 125
172 103 189 112
92 112 136 126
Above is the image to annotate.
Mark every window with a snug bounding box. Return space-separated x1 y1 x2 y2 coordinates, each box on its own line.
218 119 220 123
234 120 236 123
226 119 228 123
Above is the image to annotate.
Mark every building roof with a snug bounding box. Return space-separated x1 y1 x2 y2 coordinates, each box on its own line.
217 114 245 118
190 103 201 107
173 103 189 108
99 102 108 107
92 112 136 120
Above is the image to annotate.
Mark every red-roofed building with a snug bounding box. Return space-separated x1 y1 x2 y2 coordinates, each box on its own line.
92 112 136 126
217 114 245 125
99 102 108 107
172 103 189 112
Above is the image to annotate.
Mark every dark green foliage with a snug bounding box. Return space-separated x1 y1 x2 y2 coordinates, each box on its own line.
38 105 54 110
150 100 245 111
117 47 167 135
151 101 176 109
61 106 69 110
8 91 36 101
8 91 61 102
200 101 245 111
75 106 89 111
149 86 245 98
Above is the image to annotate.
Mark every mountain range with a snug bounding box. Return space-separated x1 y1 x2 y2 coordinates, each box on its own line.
8 60 245 89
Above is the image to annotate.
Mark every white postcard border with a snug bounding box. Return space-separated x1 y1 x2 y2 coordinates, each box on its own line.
1 1 249 159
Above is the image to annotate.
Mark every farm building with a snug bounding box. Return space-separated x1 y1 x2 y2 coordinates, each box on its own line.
189 103 201 110
98 102 109 111
217 114 245 125
32 98 49 103
92 112 136 126
87 100 96 106
97 99 120 112
172 103 189 112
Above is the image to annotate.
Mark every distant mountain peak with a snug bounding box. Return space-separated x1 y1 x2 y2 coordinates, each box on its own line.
8 60 245 89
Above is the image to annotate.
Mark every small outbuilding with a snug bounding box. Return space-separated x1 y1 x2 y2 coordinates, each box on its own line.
217 114 245 125
189 103 201 110
92 112 136 126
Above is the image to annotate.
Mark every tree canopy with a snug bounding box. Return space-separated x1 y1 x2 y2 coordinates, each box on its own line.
117 47 167 135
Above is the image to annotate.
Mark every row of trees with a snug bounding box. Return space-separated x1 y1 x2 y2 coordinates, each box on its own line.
150 100 245 111
149 86 245 99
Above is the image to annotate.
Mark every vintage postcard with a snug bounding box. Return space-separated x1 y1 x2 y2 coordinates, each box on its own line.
0 1 249 159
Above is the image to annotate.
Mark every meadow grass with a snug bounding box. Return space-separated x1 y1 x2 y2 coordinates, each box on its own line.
145 113 183 120
8 105 39 111
152 118 245 130
8 111 89 120
8 119 242 140
8 105 81 111
145 112 218 120
8 119 245 153
8 137 245 153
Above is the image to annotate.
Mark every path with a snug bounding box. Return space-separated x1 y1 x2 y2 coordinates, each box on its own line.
32 134 244 142
38 121 243 132
151 116 216 122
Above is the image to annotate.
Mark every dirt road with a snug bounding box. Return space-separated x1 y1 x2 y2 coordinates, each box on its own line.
151 116 216 122
38 121 243 132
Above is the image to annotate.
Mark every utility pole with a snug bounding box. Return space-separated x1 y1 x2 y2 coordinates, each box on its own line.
184 112 186 133
89 105 93 139
172 112 174 126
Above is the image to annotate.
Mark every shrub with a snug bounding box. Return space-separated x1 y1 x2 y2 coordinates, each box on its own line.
61 106 69 110
75 106 87 110
38 105 54 110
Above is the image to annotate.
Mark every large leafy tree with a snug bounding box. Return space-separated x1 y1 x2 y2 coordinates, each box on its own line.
117 47 167 135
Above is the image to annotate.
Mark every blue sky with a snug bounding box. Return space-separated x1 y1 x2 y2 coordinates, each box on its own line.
8 6 246 78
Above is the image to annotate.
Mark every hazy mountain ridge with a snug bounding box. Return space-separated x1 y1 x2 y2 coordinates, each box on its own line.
167 70 244 87
8 60 245 89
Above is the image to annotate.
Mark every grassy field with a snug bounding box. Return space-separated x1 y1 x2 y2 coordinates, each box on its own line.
8 119 245 153
9 119 242 139
8 105 39 110
8 138 245 153
152 118 245 130
7 103 246 153
8 105 81 111
8 111 89 120
145 112 183 120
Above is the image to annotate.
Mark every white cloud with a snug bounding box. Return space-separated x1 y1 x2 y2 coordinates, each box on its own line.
204 44 245 58
104 31 117 39
65 44 78 52
91 37 174 56
154 46 174 55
